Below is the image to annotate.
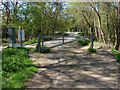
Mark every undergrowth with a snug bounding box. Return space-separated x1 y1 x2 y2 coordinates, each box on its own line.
112 49 120 63
88 48 96 53
2 47 37 88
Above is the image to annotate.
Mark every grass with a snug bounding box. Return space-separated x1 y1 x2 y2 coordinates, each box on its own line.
24 39 38 45
24 37 52 45
2 47 37 88
55 32 69 36
36 46 51 53
112 49 120 63
93 41 102 44
88 48 96 53
2 38 9 43
77 39 90 46
77 32 84 36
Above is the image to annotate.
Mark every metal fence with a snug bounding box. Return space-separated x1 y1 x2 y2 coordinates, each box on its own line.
37 35 93 52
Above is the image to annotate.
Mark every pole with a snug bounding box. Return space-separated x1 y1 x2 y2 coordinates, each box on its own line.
20 27 22 48
42 37 44 50
38 35 41 52
91 35 93 49
63 36 64 44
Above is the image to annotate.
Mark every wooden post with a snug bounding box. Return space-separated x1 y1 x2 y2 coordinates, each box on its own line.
38 35 41 52
42 37 44 50
91 35 93 49
63 36 64 44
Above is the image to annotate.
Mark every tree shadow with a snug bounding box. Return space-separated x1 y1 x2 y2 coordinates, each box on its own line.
26 43 118 88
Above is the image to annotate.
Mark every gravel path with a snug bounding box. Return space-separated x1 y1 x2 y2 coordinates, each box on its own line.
26 41 119 89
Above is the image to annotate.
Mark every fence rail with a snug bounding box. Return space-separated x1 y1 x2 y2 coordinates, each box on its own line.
37 35 93 52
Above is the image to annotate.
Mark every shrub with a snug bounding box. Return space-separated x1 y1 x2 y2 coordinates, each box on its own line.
78 32 84 36
114 53 120 63
36 46 51 53
24 39 38 45
40 47 51 53
2 48 33 73
2 48 37 88
77 39 90 46
43 37 52 41
112 49 120 63
88 48 96 53
24 37 53 45
63 33 69 36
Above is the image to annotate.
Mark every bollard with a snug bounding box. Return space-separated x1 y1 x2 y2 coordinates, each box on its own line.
42 37 44 50
91 35 93 49
38 35 41 52
63 36 64 44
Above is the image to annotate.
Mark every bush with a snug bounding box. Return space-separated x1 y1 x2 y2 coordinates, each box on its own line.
77 39 90 46
41 47 51 53
78 32 84 36
24 39 38 45
63 33 69 36
88 48 96 53
36 46 51 53
112 49 120 63
114 53 120 63
43 37 52 41
2 47 37 88
24 37 53 45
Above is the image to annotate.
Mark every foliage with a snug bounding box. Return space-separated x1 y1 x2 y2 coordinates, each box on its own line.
2 1 120 51
2 47 37 88
78 32 84 36
88 48 96 53
2 38 9 43
63 33 69 36
112 49 120 63
24 39 38 45
77 39 90 46
43 37 52 41
24 37 52 45
38 46 51 53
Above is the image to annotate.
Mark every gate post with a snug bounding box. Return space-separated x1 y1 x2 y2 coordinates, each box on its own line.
42 36 44 50
62 36 64 44
91 35 93 49
38 35 41 52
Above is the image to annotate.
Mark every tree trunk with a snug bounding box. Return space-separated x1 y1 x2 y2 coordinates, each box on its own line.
94 16 98 41
115 1 120 51
90 2 106 43
106 14 111 44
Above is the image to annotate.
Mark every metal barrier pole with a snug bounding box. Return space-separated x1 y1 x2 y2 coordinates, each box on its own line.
42 37 44 50
38 35 41 52
63 36 64 44
91 35 93 49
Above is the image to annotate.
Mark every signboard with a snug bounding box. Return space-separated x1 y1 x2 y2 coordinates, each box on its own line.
18 29 25 41
8 28 16 43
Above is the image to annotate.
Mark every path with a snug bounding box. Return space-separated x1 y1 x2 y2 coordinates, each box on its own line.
26 41 119 88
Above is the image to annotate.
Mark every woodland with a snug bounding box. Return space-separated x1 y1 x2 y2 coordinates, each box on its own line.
1 1 120 51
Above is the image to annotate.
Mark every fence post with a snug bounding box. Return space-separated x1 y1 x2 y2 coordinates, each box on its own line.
42 36 44 50
91 35 93 49
62 36 64 44
38 35 41 52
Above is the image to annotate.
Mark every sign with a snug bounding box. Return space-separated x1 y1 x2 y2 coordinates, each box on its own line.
8 28 16 43
18 29 25 41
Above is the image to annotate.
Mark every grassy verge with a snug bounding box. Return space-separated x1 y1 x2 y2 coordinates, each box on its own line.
77 39 90 46
24 37 52 45
87 48 96 53
34 46 51 53
112 49 120 63
77 32 84 36
2 47 37 88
